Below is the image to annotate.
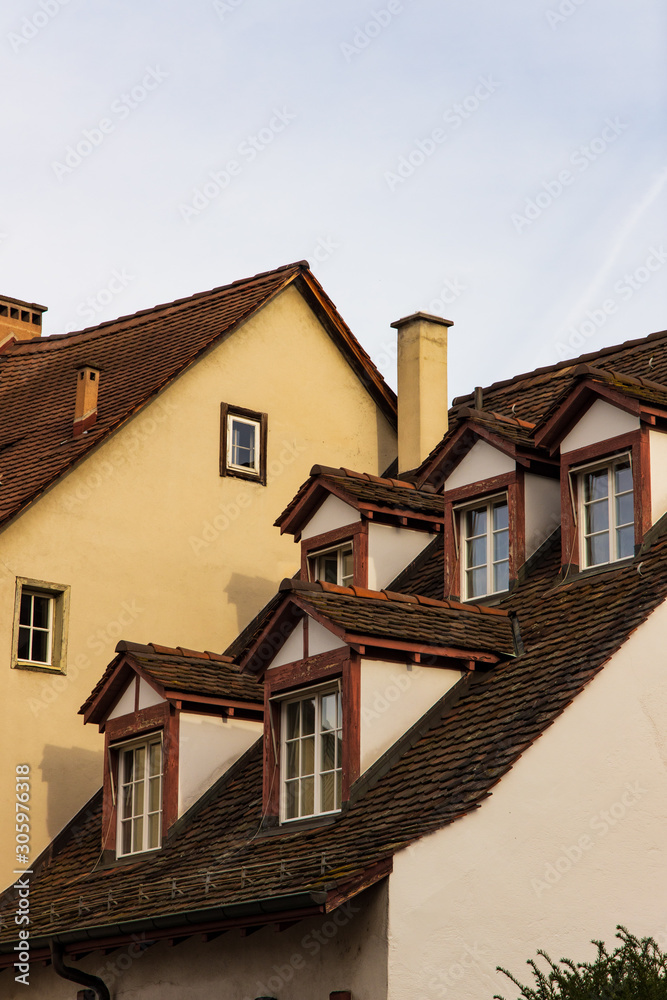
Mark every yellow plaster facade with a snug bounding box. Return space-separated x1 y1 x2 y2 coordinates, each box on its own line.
1 283 396 889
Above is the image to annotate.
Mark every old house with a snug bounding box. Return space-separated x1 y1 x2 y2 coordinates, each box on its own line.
1 315 666 999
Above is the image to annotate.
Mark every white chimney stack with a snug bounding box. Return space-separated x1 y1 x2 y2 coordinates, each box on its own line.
391 311 453 475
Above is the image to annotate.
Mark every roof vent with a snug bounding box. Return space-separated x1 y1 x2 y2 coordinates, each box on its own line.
73 366 101 437
0 295 46 342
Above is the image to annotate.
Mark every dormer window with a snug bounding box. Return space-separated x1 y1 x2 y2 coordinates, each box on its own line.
308 543 354 587
579 455 634 567
460 496 509 600
117 736 163 857
282 687 343 821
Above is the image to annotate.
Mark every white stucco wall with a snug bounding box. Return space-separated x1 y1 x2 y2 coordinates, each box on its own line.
5 882 388 1000
107 681 136 720
309 619 346 657
269 619 305 668
387 596 667 1000
367 524 436 591
138 677 163 710
360 659 462 775
561 399 639 453
178 713 262 816
444 440 514 492
524 474 561 560
300 494 359 540
649 429 667 523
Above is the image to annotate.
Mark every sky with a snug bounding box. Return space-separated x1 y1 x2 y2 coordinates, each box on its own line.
2 0 666 400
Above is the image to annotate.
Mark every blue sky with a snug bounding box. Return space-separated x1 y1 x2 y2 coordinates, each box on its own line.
2 0 665 399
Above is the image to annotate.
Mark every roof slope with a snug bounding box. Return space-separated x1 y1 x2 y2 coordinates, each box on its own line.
4 516 667 956
0 262 396 527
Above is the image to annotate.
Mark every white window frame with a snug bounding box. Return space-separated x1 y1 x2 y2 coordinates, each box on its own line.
227 413 260 476
12 578 70 672
307 542 354 588
576 453 634 568
115 734 163 857
457 493 510 601
279 684 343 823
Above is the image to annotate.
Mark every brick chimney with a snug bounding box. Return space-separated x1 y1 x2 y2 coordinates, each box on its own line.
0 295 46 343
391 311 453 475
73 366 101 437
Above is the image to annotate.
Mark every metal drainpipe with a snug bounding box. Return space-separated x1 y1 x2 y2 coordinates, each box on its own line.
49 940 111 1000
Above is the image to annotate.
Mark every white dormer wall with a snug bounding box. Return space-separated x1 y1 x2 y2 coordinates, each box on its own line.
178 713 262 817
444 439 514 491
524 474 561 559
359 659 463 776
267 618 346 669
649 429 667 522
560 399 639 453
300 494 359 540
367 523 436 590
107 676 165 719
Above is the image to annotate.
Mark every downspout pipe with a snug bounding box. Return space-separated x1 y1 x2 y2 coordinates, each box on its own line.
50 940 111 1000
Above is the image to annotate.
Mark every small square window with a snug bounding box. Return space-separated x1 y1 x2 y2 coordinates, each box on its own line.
578 455 634 567
281 688 342 821
459 496 509 600
13 578 69 672
308 544 354 588
220 403 267 484
116 736 163 856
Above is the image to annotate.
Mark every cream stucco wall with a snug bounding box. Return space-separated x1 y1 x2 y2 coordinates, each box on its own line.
561 399 639 453
524 474 561 560
178 714 262 816
444 440 514 492
387 597 667 1000
0 283 396 890
360 659 462 775
367 524 436 591
2 882 388 1000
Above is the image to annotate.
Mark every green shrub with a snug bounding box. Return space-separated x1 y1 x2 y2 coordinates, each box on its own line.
495 926 667 1000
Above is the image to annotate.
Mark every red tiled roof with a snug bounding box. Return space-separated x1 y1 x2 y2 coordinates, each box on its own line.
0 262 396 527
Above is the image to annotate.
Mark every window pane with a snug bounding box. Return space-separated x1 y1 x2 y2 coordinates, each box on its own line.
466 508 486 537
133 817 143 851
321 732 336 771
123 752 134 783
121 820 132 855
466 567 486 598
133 780 145 815
285 741 299 778
149 743 161 777
466 536 487 569
148 777 161 812
494 560 510 593
585 469 608 502
337 734 343 770
321 772 335 813
285 780 299 819
32 596 50 629
321 553 338 584
301 737 315 776
31 630 48 663
587 532 609 566
135 746 145 774
231 420 255 468
19 593 31 626
285 702 300 740
586 499 609 534
300 777 314 816
615 461 632 494
617 525 634 559
493 503 509 530
321 694 337 732
341 550 354 585
301 698 315 736
616 491 634 527
147 813 160 849
336 770 342 810
493 529 509 562
17 627 30 661
122 785 132 819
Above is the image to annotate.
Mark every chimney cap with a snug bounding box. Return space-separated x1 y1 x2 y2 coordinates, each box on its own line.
391 311 453 330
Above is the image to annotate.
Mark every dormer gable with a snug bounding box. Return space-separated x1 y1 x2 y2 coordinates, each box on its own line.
275 465 444 592
228 579 515 827
80 641 263 861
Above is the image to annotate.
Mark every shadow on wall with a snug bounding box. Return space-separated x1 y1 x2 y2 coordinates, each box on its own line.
225 571 296 640
41 743 103 842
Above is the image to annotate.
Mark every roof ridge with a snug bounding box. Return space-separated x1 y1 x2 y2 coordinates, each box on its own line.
10 261 307 350
115 640 233 663
280 578 508 616
309 463 435 493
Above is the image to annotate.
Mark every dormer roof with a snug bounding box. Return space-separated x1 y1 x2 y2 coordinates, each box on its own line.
276 464 443 537
80 640 263 726
230 578 516 675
